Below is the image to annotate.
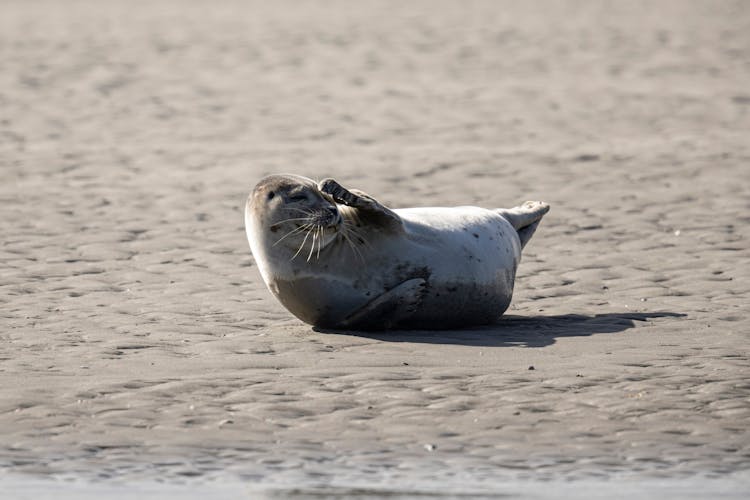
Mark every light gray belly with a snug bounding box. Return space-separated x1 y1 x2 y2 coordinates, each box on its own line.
269 223 521 329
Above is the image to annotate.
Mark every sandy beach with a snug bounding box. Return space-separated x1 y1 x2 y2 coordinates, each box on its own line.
1 0 749 496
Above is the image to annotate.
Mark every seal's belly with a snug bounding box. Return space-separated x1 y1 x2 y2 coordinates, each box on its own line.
374 233 518 328
407 269 515 329
271 275 369 328
272 266 513 330
270 212 521 329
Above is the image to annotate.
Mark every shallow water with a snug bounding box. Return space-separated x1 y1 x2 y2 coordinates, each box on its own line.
4 473 749 500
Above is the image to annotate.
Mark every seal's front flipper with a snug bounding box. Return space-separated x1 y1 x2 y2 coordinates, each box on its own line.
318 178 403 231
497 201 550 249
337 278 427 330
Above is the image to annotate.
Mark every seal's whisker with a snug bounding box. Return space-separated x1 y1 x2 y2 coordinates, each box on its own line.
276 216 313 224
291 225 314 260
339 223 354 250
273 222 313 246
273 223 310 245
306 226 319 262
316 227 323 260
344 221 373 251
288 207 315 216
348 235 364 262
340 225 365 262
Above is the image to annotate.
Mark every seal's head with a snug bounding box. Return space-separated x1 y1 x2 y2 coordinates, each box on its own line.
245 174 342 260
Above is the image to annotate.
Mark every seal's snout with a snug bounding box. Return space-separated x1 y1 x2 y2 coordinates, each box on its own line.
323 205 341 228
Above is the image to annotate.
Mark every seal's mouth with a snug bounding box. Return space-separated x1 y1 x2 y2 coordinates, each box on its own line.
327 213 343 229
291 208 340 234
320 205 342 229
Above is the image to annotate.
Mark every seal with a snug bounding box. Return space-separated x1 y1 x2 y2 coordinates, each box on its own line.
245 174 549 330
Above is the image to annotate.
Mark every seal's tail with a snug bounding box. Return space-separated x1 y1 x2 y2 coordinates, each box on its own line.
496 201 550 250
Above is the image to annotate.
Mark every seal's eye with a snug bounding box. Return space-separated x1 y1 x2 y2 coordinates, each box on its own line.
288 194 308 202
267 192 275 200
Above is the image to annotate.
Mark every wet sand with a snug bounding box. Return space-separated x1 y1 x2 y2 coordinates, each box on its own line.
1 0 749 495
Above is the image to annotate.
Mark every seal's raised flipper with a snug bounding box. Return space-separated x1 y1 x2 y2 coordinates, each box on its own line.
497 201 550 249
319 178 403 231
337 278 427 330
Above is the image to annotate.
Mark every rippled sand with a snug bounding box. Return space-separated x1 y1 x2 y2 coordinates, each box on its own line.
1 0 749 495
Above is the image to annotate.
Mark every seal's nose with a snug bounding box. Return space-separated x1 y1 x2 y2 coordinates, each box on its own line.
325 205 340 227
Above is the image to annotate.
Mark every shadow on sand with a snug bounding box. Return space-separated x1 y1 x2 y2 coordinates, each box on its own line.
315 312 686 347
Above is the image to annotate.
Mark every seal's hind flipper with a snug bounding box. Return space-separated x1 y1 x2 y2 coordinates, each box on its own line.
497 201 550 249
516 220 542 250
338 278 427 330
